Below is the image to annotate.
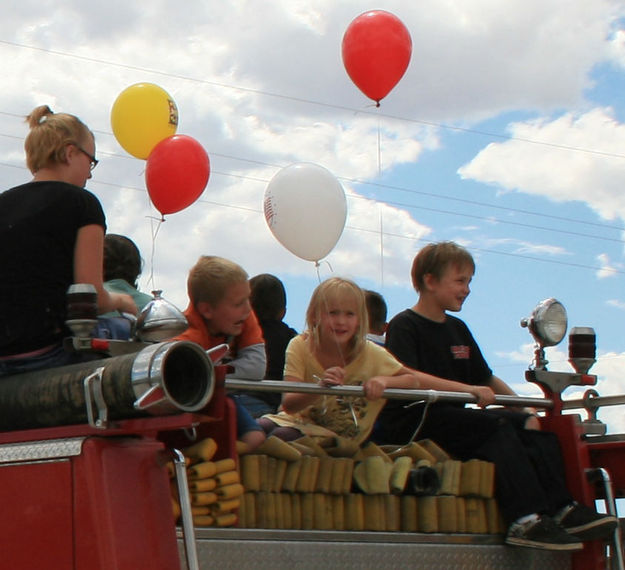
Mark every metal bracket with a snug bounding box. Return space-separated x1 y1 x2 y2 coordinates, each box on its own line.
171 448 200 570
183 426 198 441
526 368 595 394
586 467 625 570
83 367 108 429
133 384 167 411
206 343 230 365
581 389 607 436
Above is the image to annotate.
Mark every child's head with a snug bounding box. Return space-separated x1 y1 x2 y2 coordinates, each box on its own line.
103 234 143 288
188 256 251 336
411 241 475 293
306 277 368 355
249 273 287 322
364 290 387 335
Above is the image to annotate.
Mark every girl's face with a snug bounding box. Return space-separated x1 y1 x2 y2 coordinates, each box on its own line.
317 294 359 348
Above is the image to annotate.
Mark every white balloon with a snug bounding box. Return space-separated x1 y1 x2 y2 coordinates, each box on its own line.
264 163 347 262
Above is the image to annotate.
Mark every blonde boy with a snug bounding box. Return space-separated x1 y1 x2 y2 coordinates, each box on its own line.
177 255 265 379
175 256 267 448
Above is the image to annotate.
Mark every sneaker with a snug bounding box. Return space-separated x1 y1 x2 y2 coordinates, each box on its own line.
505 515 583 551
554 502 619 541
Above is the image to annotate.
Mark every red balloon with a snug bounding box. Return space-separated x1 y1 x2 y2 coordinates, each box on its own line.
342 10 412 106
145 135 210 216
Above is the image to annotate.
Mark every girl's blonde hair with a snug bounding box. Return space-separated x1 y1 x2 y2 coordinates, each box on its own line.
24 105 94 174
305 277 369 358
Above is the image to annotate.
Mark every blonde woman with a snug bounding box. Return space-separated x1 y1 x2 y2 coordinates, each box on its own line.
0 105 136 375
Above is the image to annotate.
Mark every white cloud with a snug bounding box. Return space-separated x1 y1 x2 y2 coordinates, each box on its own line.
589 352 625 433
607 27 625 68
596 253 622 279
458 108 625 222
481 237 570 257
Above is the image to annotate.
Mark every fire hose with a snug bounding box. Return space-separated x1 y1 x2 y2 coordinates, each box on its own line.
0 340 214 431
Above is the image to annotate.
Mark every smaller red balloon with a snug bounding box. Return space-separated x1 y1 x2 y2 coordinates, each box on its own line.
145 135 210 216
342 10 412 105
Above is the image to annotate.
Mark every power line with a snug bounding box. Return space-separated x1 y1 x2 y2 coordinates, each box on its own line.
1 131 623 239
1 38 624 273
347 194 624 244
89 176 625 274
2 38 625 160
0 151 622 246
0 40 623 235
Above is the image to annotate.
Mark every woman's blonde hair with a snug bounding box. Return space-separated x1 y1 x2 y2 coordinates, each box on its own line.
24 105 94 174
305 277 369 358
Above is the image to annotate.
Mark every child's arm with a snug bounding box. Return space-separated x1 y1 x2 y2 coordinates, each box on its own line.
364 366 420 400
488 374 540 429
225 343 266 379
413 369 497 408
282 367 346 414
74 225 137 315
368 363 497 408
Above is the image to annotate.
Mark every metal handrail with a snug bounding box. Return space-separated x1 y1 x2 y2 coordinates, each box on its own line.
224 378 554 409
562 394 625 411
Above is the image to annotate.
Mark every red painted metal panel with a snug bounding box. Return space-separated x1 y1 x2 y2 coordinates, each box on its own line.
72 436 181 570
541 414 612 570
0 460 74 569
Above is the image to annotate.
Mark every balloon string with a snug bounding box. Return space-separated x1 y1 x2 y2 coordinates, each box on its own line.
377 119 381 177
317 289 348 371
379 207 384 289
146 215 165 293
314 259 333 283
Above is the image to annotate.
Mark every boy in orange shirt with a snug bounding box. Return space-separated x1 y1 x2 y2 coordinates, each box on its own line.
176 255 266 449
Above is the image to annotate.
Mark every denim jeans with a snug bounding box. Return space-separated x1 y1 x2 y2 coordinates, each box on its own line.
94 316 132 340
233 393 275 419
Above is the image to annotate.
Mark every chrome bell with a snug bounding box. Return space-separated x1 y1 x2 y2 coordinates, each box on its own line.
134 290 188 342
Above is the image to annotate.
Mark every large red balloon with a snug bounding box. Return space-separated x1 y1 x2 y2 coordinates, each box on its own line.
145 135 210 217
342 10 412 106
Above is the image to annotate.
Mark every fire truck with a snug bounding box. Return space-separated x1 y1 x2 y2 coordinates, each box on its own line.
0 294 622 569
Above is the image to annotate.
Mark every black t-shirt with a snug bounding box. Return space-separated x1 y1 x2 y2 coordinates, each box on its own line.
254 319 297 409
262 319 298 380
0 181 106 354
382 309 492 413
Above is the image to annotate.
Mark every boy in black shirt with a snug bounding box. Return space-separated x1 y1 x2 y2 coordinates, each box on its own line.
375 241 616 550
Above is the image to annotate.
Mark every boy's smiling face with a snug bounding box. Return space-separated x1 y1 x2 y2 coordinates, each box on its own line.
197 280 252 336
427 262 473 313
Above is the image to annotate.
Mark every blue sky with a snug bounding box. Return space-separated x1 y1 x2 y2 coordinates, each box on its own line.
1 1 624 433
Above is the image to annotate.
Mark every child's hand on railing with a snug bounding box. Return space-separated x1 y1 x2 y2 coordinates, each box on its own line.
364 376 387 400
318 366 345 387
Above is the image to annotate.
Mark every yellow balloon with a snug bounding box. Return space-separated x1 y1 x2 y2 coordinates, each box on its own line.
110 83 179 159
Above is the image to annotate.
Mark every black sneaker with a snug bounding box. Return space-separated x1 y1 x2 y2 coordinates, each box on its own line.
554 502 619 541
505 515 583 551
